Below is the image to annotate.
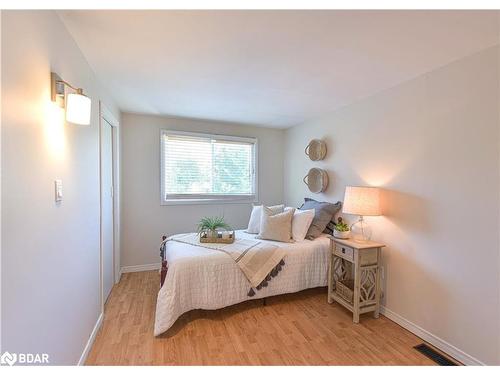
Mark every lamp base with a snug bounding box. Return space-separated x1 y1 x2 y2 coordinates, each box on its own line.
350 216 372 242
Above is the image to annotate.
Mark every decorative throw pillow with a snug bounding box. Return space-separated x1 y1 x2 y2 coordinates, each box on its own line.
299 198 342 240
246 204 284 234
256 206 295 242
323 220 338 236
285 207 316 242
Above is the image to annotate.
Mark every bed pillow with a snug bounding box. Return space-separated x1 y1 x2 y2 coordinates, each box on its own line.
299 198 342 240
246 204 284 234
256 206 295 242
285 207 316 242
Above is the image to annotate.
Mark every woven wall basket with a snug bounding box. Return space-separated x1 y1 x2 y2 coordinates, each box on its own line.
305 139 327 161
303 168 329 193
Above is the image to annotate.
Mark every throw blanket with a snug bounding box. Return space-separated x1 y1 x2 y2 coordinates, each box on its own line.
168 233 286 296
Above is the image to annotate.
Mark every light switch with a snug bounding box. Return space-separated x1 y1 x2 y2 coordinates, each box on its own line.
55 180 63 202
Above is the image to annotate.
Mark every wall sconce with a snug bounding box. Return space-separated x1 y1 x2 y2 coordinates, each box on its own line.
51 72 91 125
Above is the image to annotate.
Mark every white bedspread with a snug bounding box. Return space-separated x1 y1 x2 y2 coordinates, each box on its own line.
154 230 330 336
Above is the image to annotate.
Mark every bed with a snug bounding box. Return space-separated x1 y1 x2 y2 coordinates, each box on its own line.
154 230 330 336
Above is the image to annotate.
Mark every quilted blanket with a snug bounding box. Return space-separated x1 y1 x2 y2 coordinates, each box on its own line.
168 233 286 295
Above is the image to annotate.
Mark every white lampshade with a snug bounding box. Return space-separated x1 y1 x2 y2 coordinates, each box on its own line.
343 186 381 216
66 93 91 125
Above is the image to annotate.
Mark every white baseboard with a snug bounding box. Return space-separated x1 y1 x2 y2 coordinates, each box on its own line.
78 312 103 366
120 263 161 274
380 306 485 366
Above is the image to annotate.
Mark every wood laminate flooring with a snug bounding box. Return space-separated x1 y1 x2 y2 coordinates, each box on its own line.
86 271 447 365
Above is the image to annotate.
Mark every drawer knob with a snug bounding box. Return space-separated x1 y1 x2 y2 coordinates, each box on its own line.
342 248 346 253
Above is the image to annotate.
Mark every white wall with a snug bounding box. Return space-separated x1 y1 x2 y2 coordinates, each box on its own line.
0 10 3 352
1 11 119 364
284 46 500 365
120 113 284 268
497 13 500 363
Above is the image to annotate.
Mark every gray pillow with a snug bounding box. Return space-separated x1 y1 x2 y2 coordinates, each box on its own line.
299 198 342 239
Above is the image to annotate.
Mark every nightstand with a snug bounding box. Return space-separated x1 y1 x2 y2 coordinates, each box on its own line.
328 237 385 323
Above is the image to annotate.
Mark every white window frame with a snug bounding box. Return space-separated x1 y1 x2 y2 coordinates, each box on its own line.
160 130 258 205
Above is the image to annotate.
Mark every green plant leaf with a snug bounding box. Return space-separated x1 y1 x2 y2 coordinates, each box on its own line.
197 215 232 234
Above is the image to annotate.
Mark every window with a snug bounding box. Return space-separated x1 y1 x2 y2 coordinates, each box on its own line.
161 130 257 204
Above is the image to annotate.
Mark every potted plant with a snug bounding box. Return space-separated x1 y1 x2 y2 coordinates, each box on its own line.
333 217 350 239
197 216 232 241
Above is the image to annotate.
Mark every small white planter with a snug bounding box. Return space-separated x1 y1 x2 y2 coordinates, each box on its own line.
333 229 351 239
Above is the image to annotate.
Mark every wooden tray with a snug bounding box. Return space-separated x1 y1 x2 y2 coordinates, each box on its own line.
199 230 235 244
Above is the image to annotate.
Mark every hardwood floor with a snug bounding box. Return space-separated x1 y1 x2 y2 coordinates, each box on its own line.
86 270 441 365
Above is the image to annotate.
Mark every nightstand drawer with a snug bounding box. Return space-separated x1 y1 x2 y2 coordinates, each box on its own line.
334 243 354 261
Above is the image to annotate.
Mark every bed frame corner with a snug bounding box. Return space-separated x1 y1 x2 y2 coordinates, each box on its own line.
160 235 168 287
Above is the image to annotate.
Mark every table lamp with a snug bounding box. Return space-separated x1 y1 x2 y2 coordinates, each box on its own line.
342 186 381 242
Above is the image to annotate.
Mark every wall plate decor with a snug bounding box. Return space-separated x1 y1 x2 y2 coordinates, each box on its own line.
303 168 329 193
305 139 327 161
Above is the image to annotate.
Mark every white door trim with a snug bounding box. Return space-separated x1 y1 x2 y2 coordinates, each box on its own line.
99 102 120 314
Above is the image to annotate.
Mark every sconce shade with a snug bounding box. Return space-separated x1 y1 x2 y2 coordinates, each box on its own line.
66 93 91 125
343 186 381 216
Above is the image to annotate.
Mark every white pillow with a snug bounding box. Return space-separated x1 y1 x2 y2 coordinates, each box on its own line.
256 206 295 242
285 207 316 242
246 204 284 234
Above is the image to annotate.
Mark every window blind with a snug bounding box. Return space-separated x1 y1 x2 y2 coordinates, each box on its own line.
161 131 256 202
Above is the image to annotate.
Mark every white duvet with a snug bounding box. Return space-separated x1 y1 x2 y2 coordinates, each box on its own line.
154 230 330 336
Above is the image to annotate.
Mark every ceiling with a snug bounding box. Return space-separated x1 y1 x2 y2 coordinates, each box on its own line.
59 10 499 128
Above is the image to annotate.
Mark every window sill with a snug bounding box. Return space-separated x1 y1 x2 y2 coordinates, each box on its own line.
161 197 257 206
